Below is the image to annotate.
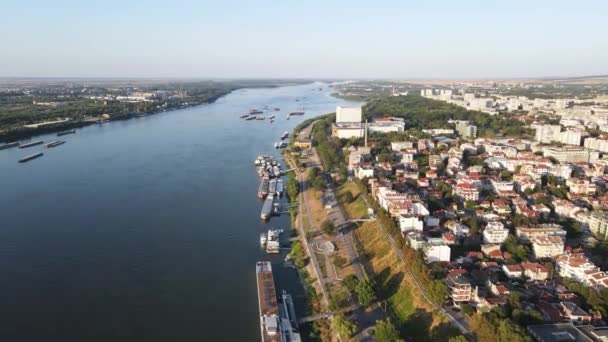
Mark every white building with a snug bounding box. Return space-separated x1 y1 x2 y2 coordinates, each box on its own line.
399 215 424 233
532 236 564 259
456 122 478 139
544 146 593 163
336 106 362 123
368 117 405 133
535 124 562 144
391 141 414 151
557 253 608 288
425 245 451 263
483 222 509 244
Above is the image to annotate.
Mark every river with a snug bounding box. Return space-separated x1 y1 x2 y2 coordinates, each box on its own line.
0 83 361 341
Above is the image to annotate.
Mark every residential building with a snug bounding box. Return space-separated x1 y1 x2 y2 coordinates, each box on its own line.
521 262 550 281
535 124 562 144
515 224 567 243
446 271 475 303
544 146 594 163
556 253 608 288
483 222 509 244
532 236 564 258
425 245 451 263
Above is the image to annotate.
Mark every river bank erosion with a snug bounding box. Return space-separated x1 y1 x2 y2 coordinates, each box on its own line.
0 82 361 341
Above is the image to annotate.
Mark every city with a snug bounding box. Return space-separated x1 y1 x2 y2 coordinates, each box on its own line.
2 1 608 342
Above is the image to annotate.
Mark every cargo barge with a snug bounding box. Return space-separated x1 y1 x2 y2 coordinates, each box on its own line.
268 179 277 196
276 179 284 196
258 177 270 199
279 291 302 342
0 142 19 150
261 196 274 220
18 152 44 163
18 140 44 149
57 129 76 136
256 261 281 342
45 140 65 148
289 111 305 116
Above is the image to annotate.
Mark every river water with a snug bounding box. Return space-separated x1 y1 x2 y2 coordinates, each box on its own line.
0 83 361 341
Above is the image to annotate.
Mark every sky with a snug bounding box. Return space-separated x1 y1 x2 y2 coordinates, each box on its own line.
1 0 607 79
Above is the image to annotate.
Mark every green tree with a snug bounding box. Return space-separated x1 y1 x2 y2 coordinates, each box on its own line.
355 280 377 306
372 319 404 342
448 336 468 342
322 220 336 235
333 314 357 337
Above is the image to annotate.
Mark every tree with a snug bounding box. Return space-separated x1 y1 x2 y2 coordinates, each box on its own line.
334 255 347 268
448 336 468 342
342 275 359 293
372 319 404 342
333 314 357 337
322 220 336 235
355 280 377 306
343 190 354 203
465 200 477 209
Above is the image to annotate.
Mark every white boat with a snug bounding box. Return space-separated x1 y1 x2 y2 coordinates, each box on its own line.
260 232 267 247
274 142 280 149
266 228 282 254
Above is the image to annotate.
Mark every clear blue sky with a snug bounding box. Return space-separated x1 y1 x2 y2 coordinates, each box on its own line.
2 0 607 79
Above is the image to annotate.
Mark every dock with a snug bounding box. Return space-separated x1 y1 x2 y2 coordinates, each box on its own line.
18 152 44 163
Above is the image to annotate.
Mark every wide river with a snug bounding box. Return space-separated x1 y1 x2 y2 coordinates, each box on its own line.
0 83 361 341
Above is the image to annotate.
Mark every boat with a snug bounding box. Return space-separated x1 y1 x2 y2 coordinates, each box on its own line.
268 179 277 195
57 129 76 136
289 111 305 116
274 142 280 149
266 228 282 253
279 142 288 149
256 261 281 342
279 291 302 342
0 142 19 150
273 202 280 215
273 165 281 176
276 179 284 196
18 140 44 149
269 115 276 120
18 152 44 163
250 109 264 114
261 196 274 220
258 177 270 199
246 116 256 121
256 116 266 120
260 232 267 247
280 132 289 140
45 140 65 148
240 114 250 118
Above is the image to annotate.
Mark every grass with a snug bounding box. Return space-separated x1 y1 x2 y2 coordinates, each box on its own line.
355 221 457 341
337 182 368 220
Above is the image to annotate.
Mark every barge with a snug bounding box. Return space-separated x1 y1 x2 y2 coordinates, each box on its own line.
255 262 302 342
276 179 284 196
261 196 274 220
268 179 277 196
256 261 281 342
0 142 19 150
57 129 76 136
18 140 44 149
289 111 305 116
258 177 270 199
45 140 65 148
18 152 44 163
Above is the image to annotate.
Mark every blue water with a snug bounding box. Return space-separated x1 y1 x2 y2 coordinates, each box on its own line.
0 83 361 341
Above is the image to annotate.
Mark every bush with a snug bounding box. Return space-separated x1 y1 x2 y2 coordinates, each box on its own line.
322 220 335 235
